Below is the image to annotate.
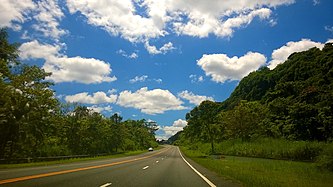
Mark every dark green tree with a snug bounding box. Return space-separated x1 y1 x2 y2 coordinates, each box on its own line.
185 100 222 153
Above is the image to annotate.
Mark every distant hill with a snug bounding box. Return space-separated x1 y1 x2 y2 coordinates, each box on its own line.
177 43 333 143
223 43 333 110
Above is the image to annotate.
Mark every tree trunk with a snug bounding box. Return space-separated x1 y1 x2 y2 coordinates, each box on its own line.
210 139 215 154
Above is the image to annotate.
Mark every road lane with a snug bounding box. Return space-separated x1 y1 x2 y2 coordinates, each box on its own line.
0 146 239 187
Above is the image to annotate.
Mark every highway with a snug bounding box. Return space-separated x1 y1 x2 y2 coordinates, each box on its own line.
0 146 239 187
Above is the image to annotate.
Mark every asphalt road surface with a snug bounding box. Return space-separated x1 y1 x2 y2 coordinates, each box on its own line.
0 146 240 187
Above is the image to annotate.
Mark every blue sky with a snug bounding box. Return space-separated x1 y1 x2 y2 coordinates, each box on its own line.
1 0 333 139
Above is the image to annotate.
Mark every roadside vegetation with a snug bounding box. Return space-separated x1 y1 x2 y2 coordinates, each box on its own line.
0 150 148 169
170 42 333 186
0 28 158 162
181 146 333 187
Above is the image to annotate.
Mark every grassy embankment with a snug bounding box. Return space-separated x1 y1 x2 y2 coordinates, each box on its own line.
180 139 333 187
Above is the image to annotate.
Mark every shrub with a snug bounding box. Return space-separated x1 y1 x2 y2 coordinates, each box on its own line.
316 144 333 171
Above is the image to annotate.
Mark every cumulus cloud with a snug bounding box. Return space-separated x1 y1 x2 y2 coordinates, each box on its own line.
172 119 188 127
65 0 293 49
178 90 214 105
158 119 188 139
0 0 35 29
267 39 325 69
117 87 187 115
173 7 272 38
19 40 117 84
19 40 61 59
66 0 166 43
197 52 267 83
65 91 117 104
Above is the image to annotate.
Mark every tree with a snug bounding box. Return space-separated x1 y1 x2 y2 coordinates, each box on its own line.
185 100 222 154
0 28 58 158
221 100 267 141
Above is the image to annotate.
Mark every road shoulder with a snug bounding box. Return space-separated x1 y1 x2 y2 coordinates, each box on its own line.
179 148 242 187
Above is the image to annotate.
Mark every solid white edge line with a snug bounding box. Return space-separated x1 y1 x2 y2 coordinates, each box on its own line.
100 182 112 187
178 147 216 187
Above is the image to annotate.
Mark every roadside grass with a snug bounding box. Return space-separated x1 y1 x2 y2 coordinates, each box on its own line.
189 139 327 162
0 150 149 169
181 147 333 187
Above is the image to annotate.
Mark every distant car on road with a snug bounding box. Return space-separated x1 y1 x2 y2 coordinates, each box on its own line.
148 147 153 151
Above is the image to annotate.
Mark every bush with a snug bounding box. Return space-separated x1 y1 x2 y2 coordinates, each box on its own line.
316 144 333 171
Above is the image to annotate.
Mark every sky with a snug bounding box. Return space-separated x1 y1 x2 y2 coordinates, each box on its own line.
1 0 333 140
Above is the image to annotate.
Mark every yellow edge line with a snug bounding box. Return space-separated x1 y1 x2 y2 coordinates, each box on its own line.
0 148 168 185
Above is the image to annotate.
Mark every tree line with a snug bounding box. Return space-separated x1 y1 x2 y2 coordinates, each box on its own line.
0 28 158 159
177 42 333 154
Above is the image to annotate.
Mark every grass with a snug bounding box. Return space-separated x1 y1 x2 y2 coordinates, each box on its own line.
0 150 148 169
181 147 333 187
189 139 326 162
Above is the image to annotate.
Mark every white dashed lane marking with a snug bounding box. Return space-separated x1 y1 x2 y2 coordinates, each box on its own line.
142 166 149 170
100 182 112 187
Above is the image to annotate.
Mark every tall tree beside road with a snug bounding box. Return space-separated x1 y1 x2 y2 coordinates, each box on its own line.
0 28 58 158
185 100 222 153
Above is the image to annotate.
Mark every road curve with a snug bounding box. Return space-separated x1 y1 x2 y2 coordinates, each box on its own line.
0 146 239 187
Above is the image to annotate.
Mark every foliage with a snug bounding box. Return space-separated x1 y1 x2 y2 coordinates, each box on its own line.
316 143 333 172
185 100 223 153
177 43 333 156
171 42 333 172
0 29 158 160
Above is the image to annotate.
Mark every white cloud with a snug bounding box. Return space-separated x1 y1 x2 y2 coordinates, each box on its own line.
325 26 333 34
19 40 117 84
197 52 266 83
0 0 35 29
313 0 320 6
172 119 188 127
65 91 117 104
65 0 293 50
117 87 187 115
173 8 272 38
129 75 148 83
268 39 324 70
189 74 204 83
66 0 166 43
154 78 163 84
0 0 67 41
145 41 175 55
19 40 61 59
31 0 68 40
178 90 214 105
129 75 163 84
158 119 188 140
88 105 113 113
107 89 117 94
117 49 138 59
